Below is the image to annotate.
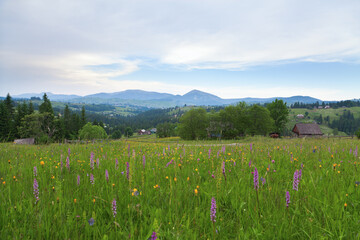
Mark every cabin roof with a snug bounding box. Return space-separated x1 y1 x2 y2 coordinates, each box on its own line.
292 123 323 135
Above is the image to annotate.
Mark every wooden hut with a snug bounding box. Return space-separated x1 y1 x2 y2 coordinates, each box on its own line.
292 123 323 137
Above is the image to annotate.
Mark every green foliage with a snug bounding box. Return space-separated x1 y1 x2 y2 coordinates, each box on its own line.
156 122 175 138
39 93 54 115
248 105 274 136
78 122 107 140
356 128 360 139
124 127 133 138
178 108 208 140
267 99 289 135
111 130 122 139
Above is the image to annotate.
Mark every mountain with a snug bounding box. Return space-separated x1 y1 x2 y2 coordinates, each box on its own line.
9 89 323 108
85 90 176 100
13 92 80 101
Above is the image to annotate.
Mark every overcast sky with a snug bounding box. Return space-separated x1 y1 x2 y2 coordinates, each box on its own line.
1 0 360 100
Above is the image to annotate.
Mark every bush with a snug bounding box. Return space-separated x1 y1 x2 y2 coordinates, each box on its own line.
356 128 360 139
79 123 107 140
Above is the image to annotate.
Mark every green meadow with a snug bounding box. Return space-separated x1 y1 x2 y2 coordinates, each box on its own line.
1 137 359 239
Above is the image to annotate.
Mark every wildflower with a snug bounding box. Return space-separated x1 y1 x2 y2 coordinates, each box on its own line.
132 188 139 196
197 185 199 189
115 158 119 169
194 189 198 195
51 175 55 179
105 169 109 182
286 191 290 208
90 152 94 170
93 198 96 203
150 231 157 240
52 186 55 191
174 177 177 182
293 170 299 191
2 181 5 185
344 203 347 207
40 161 44 166
195 168 198 172
66 156 70 171
253 167 259 190
112 183 115 187
88 218 95 226
260 177 266 185
77 175 80 186
33 178 39 202
96 158 100 168
210 197 216 222
126 162 130 180
74 199 77 203
33 166 37 177
90 173 94 185
166 176 168 179
154 184 159 189
68 148 71 156
187 177 190 181
112 198 117 217
222 161 226 180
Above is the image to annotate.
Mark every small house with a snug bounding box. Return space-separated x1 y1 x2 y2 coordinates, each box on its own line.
292 123 323 137
296 114 304 119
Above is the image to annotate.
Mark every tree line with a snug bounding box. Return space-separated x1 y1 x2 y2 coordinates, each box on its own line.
176 99 289 140
0 93 108 143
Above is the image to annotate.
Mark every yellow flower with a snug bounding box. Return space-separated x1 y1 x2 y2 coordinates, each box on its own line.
194 189 198 195
196 185 200 189
74 199 77 203
344 203 347 207
166 176 169 179
51 176 55 179
187 177 190 181
93 199 96 203
319 165 322 168
195 169 198 172
174 177 177 182
112 183 115 187
52 186 55 191
178 164 182 167
2 181 5 185
40 161 45 166
338 171 340 174
13 176 16 180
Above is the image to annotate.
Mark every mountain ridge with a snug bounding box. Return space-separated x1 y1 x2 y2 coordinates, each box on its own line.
11 89 324 107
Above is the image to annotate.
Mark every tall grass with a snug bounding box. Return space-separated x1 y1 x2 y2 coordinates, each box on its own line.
0 138 359 239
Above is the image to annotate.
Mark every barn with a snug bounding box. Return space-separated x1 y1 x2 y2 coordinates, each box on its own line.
292 123 323 137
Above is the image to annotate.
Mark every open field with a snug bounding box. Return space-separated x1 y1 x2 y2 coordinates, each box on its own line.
1 138 360 239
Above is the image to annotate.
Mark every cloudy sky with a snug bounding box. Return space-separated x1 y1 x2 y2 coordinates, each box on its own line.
1 0 360 100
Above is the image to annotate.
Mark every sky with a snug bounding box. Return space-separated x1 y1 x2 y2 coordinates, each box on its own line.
0 0 360 101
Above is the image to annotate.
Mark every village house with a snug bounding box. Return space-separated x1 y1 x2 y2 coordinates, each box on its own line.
292 123 323 137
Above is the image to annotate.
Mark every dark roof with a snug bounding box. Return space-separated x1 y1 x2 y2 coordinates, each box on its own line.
292 123 323 135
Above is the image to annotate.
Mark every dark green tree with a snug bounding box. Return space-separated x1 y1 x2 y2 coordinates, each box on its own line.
157 122 175 138
248 105 274 136
178 108 208 140
39 93 54 115
81 106 86 127
78 122 107 140
267 99 289 135
124 127 133 138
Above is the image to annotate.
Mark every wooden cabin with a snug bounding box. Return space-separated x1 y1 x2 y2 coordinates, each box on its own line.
292 123 323 137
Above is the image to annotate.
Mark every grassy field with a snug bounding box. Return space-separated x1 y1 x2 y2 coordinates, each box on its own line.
1 137 360 239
